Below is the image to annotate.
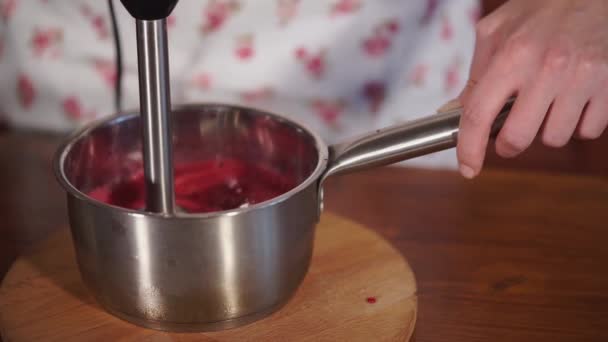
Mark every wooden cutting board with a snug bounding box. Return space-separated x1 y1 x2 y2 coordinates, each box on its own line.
0 213 417 341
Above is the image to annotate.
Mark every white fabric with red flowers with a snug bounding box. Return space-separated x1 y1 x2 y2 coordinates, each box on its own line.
0 0 479 169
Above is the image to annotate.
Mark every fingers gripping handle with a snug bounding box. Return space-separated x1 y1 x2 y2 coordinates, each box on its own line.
323 97 515 180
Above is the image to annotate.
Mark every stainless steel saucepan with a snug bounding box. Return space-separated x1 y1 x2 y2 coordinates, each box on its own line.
54 99 513 332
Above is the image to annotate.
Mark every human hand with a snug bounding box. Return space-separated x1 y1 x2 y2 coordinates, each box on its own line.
457 0 608 178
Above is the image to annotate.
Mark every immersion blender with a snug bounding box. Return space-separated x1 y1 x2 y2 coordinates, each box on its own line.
119 0 179 214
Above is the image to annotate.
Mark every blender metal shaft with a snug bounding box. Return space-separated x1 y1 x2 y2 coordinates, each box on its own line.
135 19 174 214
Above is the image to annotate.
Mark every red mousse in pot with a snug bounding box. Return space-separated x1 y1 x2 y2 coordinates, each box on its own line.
88 159 297 213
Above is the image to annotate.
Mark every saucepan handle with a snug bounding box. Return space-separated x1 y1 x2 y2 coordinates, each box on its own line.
322 97 516 180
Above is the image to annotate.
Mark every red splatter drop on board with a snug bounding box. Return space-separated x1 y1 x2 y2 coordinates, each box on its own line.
366 296 377 304
330 0 360 18
17 74 35 110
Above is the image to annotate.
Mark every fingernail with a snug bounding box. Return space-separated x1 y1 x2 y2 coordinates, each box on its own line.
459 164 476 179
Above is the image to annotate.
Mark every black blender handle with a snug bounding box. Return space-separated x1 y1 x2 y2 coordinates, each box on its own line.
119 0 179 20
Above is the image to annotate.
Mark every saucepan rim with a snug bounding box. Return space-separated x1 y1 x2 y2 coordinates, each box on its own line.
53 102 329 220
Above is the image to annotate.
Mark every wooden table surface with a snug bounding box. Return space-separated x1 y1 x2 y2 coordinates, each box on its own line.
1 130 607 342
